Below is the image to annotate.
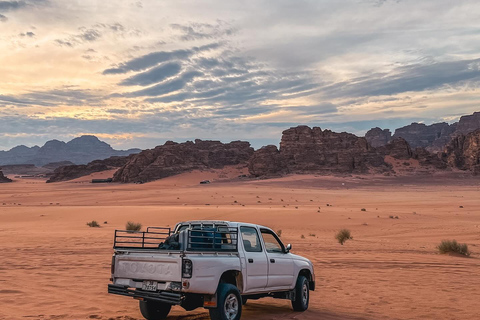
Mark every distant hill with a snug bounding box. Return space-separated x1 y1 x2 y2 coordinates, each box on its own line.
0 135 141 166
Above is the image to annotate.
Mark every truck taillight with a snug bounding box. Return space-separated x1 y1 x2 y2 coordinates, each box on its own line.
111 254 115 275
182 259 192 278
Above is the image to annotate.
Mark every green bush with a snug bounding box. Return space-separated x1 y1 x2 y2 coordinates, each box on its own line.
361 208 366 212
86 220 100 228
126 221 142 232
335 229 352 245
437 240 470 256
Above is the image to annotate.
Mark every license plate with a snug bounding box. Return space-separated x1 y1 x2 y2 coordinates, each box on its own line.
142 280 158 291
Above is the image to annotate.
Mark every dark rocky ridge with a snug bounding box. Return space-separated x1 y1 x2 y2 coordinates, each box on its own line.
443 129 480 175
113 140 254 183
249 126 390 177
365 111 480 152
365 127 392 148
0 170 12 183
0 135 141 166
46 156 133 183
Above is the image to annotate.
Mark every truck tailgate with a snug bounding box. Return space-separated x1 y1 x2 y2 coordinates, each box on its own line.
114 252 182 282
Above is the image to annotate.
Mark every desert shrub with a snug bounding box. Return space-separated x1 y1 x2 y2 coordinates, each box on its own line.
335 229 352 245
309 233 316 237
437 240 470 256
276 229 282 237
389 215 394 219
126 221 142 232
301 234 305 239
361 208 366 212
86 220 100 228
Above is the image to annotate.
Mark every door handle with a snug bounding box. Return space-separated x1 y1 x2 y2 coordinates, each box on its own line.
248 258 254 263
270 259 275 263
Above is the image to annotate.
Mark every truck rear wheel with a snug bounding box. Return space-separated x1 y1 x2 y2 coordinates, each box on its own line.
209 283 242 320
291 275 309 312
139 300 171 320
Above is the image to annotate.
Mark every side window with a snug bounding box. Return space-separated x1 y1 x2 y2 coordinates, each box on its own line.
240 227 262 252
260 230 284 253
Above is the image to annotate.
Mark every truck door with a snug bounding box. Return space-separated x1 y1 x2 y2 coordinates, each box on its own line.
240 226 268 292
260 229 294 290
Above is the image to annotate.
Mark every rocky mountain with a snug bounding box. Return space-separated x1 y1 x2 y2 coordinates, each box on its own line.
0 135 141 166
365 127 392 148
248 126 389 177
365 111 480 152
0 170 12 183
443 129 480 175
46 156 133 183
113 140 254 183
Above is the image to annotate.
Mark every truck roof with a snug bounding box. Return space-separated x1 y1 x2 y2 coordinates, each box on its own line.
176 220 271 230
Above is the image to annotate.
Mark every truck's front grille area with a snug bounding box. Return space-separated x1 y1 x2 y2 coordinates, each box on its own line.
108 284 182 305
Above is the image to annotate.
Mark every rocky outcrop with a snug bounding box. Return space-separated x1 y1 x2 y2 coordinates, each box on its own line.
0 170 12 183
383 138 413 160
455 112 480 135
46 155 133 183
113 140 254 183
247 145 286 177
0 135 141 166
413 147 447 169
249 126 389 177
365 127 392 148
42 161 76 170
443 129 480 174
393 122 453 150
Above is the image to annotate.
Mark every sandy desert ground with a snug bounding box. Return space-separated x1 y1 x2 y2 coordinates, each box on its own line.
1 168 480 320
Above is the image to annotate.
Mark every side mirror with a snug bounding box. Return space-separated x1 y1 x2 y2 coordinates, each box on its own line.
285 243 292 253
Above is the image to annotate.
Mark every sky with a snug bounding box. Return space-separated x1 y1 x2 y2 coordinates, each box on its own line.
1 0 480 150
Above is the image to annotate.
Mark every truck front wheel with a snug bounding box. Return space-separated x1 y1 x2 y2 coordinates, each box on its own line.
139 300 171 320
291 275 309 311
209 283 242 320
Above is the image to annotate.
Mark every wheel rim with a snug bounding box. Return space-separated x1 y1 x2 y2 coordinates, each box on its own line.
302 282 308 305
224 293 239 320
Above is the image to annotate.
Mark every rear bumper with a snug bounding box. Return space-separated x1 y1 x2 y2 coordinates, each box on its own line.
108 284 182 305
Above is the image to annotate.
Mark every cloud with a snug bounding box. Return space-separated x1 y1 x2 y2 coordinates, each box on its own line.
19 31 35 37
103 43 220 74
119 62 182 86
171 21 236 41
0 88 102 107
128 71 203 97
0 1 26 11
54 23 133 48
322 58 480 99
0 13 7 21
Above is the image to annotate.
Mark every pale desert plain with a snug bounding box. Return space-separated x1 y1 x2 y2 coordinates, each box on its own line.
1 167 480 320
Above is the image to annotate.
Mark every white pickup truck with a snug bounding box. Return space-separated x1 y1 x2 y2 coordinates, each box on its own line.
108 220 315 320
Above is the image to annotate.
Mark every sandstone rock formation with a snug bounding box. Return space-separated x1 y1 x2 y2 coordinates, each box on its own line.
383 138 413 160
113 140 254 183
247 145 286 177
249 126 389 177
365 127 392 147
46 155 132 182
392 122 453 150
0 170 12 183
443 129 480 174
455 112 480 135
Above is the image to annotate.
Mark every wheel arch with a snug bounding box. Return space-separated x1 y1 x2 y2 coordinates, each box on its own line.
218 269 244 293
297 268 315 291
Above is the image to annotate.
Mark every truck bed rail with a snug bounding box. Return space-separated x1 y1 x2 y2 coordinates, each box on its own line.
113 227 171 249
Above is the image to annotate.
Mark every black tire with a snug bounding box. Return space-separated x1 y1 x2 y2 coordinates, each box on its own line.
241 296 248 305
291 275 309 312
139 300 171 320
209 283 242 320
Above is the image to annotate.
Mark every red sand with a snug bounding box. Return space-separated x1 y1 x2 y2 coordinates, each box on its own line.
1 169 479 320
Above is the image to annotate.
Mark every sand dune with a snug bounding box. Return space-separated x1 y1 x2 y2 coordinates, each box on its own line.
0 170 479 319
